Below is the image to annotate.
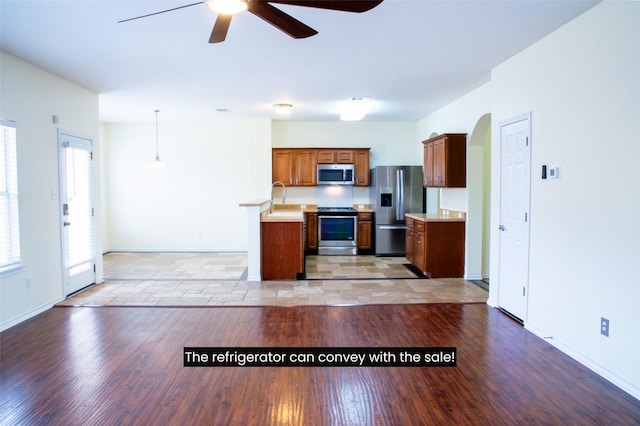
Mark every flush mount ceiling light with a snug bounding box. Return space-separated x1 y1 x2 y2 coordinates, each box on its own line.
340 97 372 121
273 103 293 114
205 0 247 15
152 109 165 168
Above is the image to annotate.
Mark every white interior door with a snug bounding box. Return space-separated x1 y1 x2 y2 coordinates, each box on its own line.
59 131 95 295
497 114 531 321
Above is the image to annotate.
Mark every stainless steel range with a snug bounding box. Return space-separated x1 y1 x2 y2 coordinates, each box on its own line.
317 207 358 255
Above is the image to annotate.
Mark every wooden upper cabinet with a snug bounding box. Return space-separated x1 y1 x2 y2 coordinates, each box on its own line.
317 150 355 164
272 149 317 186
422 133 467 188
423 142 434 187
316 150 335 164
272 150 294 185
293 150 317 186
354 149 370 186
273 148 370 187
335 150 354 163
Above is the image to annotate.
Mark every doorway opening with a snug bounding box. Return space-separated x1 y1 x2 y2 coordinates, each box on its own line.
466 113 491 287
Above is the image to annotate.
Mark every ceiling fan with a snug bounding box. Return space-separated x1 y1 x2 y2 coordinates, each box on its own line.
118 0 383 43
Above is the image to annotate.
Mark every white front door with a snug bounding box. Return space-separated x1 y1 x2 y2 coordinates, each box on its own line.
497 114 531 321
59 131 96 295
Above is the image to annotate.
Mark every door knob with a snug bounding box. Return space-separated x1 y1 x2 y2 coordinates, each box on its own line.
498 225 506 231
64 221 71 227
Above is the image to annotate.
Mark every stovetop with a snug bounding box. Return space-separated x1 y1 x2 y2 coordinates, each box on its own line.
317 207 358 216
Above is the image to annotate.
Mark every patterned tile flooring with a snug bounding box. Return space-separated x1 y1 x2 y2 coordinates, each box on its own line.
58 252 488 307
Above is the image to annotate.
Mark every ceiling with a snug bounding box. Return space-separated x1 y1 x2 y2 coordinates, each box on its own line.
1 0 599 123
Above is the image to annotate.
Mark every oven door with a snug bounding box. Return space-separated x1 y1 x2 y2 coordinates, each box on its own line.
318 215 357 255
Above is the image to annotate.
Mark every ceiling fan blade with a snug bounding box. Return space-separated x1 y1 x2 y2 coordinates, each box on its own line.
118 1 204 23
249 1 318 39
209 14 233 43
266 0 383 13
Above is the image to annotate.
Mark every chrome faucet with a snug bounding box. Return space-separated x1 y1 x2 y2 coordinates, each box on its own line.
270 181 286 213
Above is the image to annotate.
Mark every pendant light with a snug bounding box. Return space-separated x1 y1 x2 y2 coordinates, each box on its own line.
152 109 165 168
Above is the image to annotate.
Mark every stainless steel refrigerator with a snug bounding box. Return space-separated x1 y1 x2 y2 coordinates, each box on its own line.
370 166 424 256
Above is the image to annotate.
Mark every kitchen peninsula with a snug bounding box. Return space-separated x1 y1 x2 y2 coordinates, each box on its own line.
240 200 373 281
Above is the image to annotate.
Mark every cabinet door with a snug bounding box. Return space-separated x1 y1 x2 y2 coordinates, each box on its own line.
433 139 446 187
316 150 335 164
405 218 415 263
293 150 317 186
423 143 434 187
414 229 426 272
357 212 373 251
306 213 318 250
272 150 293 184
354 150 370 186
335 150 354 163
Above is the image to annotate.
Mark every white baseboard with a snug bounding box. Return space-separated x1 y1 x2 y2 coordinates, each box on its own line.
1 297 64 332
104 249 249 253
525 323 640 401
464 274 483 280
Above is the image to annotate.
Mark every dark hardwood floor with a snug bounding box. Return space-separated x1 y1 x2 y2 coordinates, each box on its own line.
1 304 638 425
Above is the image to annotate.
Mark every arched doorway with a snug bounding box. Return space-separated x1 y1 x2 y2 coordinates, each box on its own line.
465 113 491 286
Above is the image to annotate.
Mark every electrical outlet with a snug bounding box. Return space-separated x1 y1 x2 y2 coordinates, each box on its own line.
25 278 31 289
601 317 610 337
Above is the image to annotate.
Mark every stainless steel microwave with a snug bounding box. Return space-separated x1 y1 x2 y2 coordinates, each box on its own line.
317 164 355 185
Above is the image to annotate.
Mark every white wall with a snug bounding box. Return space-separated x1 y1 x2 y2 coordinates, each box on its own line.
102 120 271 251
272 120 417 205
488 1 639 397
416 84 492 279
413 1 640 399
0 52 101 329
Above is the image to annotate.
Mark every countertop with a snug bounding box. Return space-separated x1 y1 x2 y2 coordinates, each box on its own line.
262 204 374 222
270 204 374 214
260 210 304 223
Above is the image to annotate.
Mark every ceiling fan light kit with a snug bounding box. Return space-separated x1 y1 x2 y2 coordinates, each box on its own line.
273 103 293 114
119 0 383 44
205 0 248 15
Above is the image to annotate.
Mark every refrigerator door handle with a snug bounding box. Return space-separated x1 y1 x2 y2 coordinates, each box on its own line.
396 169 404 221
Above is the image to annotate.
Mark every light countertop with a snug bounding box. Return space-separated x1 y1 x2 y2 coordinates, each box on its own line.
406 211 466 222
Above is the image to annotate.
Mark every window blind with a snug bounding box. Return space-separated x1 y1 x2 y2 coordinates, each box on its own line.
0 120 21 272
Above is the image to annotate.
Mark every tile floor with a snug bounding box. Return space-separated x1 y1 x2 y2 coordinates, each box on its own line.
58 252 488 307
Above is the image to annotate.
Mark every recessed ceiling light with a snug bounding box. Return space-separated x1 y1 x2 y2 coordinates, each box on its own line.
340 97 372 121
216 108 231 112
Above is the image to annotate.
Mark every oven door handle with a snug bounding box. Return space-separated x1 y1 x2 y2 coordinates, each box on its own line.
378 225 407 230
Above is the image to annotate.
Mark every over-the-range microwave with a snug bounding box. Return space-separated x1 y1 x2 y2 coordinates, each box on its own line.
317 164 355 185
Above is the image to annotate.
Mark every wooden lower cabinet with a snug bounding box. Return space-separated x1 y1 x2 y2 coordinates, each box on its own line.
406 217 415 263
261 221 304 280
357 212 373 253
406 219 465 278
305 212 318 253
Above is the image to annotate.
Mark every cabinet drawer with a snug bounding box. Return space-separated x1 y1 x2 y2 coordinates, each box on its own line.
415 221 425 232
358 212 373 221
